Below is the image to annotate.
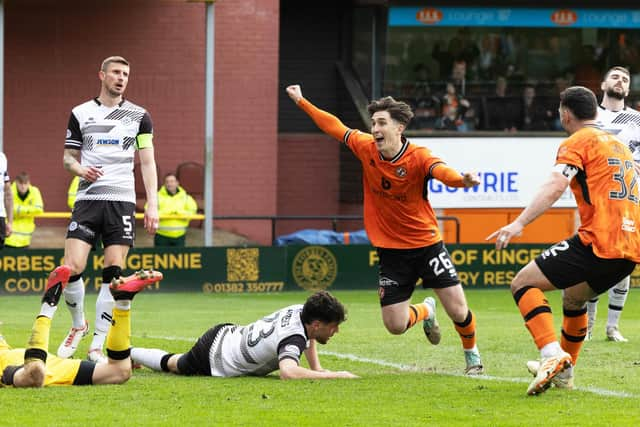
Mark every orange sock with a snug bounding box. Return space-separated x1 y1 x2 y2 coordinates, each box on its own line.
513 286 556 349
454 310 476 350
406 303 429 329
561 307 587 366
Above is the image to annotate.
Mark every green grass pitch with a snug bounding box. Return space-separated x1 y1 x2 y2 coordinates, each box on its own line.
1 289 639 426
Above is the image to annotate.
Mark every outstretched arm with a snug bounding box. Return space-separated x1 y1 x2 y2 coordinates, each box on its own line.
431 163 480 188
286 84 355 142
487 171 569 249
278 357 358 380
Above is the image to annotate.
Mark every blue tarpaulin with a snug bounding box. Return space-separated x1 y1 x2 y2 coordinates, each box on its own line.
274 229 370 246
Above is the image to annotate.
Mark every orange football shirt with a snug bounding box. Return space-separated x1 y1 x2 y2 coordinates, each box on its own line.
556 126 640 261
298 98 467 249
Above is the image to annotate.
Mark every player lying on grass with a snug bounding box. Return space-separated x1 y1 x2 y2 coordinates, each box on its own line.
0 266 162 387
131 290 359 379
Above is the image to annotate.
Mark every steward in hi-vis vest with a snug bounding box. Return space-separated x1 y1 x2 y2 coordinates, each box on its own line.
154 173 197 247
5 172 44 248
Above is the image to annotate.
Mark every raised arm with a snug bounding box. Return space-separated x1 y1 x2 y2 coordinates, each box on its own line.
286 84 354 142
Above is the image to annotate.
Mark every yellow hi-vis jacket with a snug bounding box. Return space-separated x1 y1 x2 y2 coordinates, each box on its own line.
67 176 79 210
156 185 198 238
5 183 44 247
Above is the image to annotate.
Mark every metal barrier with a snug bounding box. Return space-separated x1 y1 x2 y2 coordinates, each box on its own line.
35 213 461 244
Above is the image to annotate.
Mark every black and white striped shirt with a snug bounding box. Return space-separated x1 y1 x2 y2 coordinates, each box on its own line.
597 105 640 162
65 98 153 203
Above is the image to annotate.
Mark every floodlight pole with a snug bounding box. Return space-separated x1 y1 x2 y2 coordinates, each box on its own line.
204 1 215 246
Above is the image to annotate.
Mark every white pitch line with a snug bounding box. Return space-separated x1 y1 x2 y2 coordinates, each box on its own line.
133 334 637 399
320 350 638 399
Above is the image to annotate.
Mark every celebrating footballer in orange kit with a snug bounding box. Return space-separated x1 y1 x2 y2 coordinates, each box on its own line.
487 86 640 395
286 84 484 375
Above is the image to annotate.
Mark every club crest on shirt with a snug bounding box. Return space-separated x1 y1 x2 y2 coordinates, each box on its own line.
395 166 407 177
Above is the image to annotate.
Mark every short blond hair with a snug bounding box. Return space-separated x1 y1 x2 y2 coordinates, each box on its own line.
101 56 129 72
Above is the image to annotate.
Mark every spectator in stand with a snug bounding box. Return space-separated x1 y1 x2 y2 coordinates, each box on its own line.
412 63 431 94
477 34 500 81
450 60 467 95
438 81 472 131
412 84 441 130
548 75 573 130
5 172 44 248
483 76 520 131
519 84 554 131
432 37 459 82
409 64 441 130
573 45 601 93
154 173 197 247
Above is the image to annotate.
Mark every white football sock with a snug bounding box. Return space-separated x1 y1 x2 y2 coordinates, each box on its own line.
115 300 131 311
63 278 86 328
540 341 563 359
607 276 630 328
39 303 58 319
586 298 597 330
131 348 169 371
90 283 115 351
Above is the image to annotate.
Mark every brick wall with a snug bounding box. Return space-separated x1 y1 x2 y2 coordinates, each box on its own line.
4 0 205 209
214 0 280 244
3 0 280 244
276 133 365 239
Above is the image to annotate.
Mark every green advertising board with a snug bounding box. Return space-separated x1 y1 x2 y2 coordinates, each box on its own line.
1 244 639 296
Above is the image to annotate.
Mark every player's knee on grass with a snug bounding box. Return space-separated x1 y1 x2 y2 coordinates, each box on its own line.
166 354 182 374
15 362 45 388
93 360 132 385
114 362 132 384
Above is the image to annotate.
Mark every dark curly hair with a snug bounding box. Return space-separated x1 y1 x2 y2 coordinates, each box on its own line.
301 290 346 325
559 86 597 120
